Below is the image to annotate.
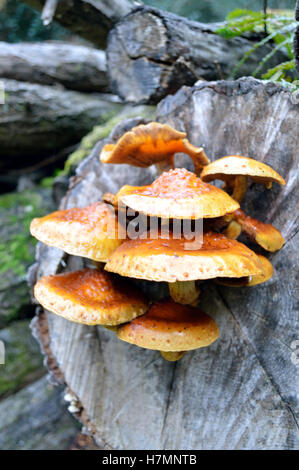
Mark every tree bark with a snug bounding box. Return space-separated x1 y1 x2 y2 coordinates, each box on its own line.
107 6 288 103
20 0 136 49
0 79 123 169
0 41 109 93
29 78 299 449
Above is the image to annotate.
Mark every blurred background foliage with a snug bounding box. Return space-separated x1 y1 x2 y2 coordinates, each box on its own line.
0 0 296 43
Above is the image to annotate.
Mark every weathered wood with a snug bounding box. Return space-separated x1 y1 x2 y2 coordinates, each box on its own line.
107 6 288 103
0 79 123 169
20 0 136 49
30 78 299 449
0 41 109 93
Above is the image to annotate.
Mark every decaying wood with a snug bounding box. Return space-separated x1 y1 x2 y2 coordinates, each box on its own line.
29 78 299 449
0 42 109 92
107 6 288 103
0 79 123 169
20 0 136 49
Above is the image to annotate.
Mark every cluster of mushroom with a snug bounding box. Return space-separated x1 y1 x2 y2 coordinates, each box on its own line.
31 122 285 362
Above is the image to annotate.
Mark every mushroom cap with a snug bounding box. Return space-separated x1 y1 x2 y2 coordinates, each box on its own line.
105 231 263 282
117 299 219 352
200 156 286 185
234 209 284 252
100 122 186 167
30 202 122 262
34 268 148 326
115 168 239 219
216 254 273 287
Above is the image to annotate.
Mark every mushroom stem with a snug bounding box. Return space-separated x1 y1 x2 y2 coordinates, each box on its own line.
182 139 210 175
156 156 174 175
160 351 186 362
92 261 105 269
232 175 247 202
168 281 200 306
223 220 242 240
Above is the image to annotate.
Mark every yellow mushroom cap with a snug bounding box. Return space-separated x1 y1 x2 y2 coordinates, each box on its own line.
105 231 263 282
200 155 285 186
100 122 208 168
216 254 274 287
34 268 148 326
115 168 239 219
30 202 122 262
117 299 219 352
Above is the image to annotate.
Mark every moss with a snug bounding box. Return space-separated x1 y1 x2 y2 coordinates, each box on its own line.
0 189 52 278
0 320 44 398
0 187 54 324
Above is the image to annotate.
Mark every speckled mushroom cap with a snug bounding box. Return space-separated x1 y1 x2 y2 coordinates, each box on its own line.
100 122 209 167
30 202 122 262
34 268 148 326
200 155 286 186
115 168 239 219
216 254 274 287
117 299 219 352
105 231 263 282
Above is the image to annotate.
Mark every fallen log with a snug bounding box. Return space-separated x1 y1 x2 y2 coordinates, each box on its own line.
107 6 288 103
0 79 123 170
0 41 109 93
20 0 136 49
29 78 299 449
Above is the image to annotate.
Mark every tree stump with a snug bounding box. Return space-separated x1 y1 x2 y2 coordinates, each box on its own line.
29 78 299 450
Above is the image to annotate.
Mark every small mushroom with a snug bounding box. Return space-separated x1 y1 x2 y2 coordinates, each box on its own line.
116 299 219 361
34 268 148 326
105 230 264 306
30 202 123 262
201 155 285 202
100 122 209 175
225 209 284 252
216 254 274 287
114 168 240 220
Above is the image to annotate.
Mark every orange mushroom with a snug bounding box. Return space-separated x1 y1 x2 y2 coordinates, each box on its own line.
34 268 148 326
30 202 123 262
201 155 285 202
100 122 209 174
114 168 240 220
117 299 219 361
105 230 263 306
224 209 284 252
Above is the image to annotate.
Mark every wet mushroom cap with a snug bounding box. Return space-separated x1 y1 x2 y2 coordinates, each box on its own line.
34 268 148 326
100 122 186 167
30 202 122 262
216 254 273 287
105 231 263 282
117 299 219 351
115 168 239 219
200 155 286 185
